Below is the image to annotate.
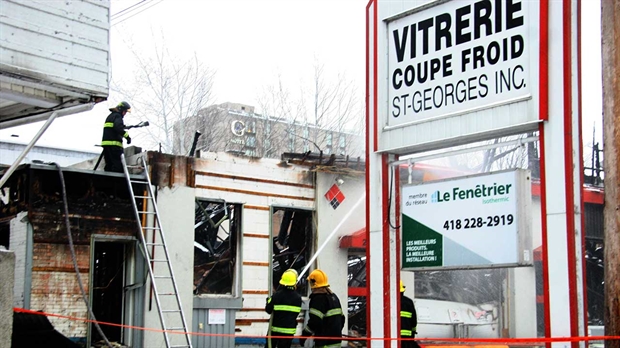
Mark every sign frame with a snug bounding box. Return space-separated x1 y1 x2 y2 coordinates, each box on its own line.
376 0 543 154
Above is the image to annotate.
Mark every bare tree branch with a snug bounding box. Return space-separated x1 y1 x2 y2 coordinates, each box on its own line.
113 31 215 154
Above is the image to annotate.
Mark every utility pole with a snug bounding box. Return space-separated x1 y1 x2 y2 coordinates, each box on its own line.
601 0 620 346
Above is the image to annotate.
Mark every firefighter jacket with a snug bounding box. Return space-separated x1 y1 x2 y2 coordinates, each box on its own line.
265 287 302 335
302 287 344 348
101 111 129 147
400 293 417 337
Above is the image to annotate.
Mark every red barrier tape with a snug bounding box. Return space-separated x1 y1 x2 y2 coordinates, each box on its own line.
13 308 620 343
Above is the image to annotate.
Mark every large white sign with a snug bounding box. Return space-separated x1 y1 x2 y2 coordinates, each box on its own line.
401 169 531 270
374 0 541 154
389 0 531 124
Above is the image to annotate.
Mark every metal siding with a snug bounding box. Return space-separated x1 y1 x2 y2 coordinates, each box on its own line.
192 308 236 348
0 0 110 95
584 203 604 240
0 141 99 166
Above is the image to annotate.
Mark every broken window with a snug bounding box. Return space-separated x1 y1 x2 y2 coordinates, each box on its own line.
347 254 367 337
194 199 241 295
271 207 313 295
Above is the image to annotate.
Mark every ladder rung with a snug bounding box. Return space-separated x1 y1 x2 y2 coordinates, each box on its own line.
170 345 191 348
162 309 181 313
143 227 161 230
145 242 164 246
151 259 169 262
134 195 152 199
159 292 177 296
167 327 186 331
154 275 172 279
138 211 157 214
126 165 144 169
130 180 148 184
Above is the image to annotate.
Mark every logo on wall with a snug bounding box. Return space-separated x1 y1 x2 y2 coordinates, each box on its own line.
325 184 345 210
231 120 245 136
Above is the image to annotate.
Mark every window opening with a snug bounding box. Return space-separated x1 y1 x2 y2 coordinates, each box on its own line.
585 239 604 325
326 133 333 155
271 207 313 295
288 131 295 152
247 120 256 134
347 254 367 336
194 199 241 295
246 135 257 148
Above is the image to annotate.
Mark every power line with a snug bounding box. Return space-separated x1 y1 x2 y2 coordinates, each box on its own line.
111 0 148 19
111 0 165 26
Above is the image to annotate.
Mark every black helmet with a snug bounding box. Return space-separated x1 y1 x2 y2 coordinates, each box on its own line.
117 101 131 112
110 101 131 113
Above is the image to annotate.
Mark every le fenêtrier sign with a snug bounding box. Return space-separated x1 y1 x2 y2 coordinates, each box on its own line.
401 170 532 271
388 0 532 125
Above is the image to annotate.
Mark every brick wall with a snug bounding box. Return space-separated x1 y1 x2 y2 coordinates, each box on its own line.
30 243 90 338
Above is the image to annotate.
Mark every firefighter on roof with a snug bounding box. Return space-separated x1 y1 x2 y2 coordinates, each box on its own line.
265 269 302 348
400 280 421 348
300 269 344 348
101 101 132 173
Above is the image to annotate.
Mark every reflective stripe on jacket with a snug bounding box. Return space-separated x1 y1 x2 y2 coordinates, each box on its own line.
265 287 302 336
304 288 344 348
400 293 418 338
101 112 127 147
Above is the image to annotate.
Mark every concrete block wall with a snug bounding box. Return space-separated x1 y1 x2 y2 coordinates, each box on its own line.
0 249 15 347
314 172 366 336
143 185 195 348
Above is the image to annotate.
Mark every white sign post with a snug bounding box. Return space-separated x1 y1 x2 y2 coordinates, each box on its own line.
367 0 585 346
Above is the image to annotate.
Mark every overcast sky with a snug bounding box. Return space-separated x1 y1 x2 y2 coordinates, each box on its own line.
0 0 603 157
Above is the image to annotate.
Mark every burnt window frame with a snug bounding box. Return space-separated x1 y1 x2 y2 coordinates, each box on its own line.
193 198 243 298
269 205 315 297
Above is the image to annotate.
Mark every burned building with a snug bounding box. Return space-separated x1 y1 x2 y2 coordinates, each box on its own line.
1 162 146 345
2 150 367 347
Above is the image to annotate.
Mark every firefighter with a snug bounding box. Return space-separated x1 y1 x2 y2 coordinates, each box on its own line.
300 269 344 348
400 280 420 348
101 101 132 173
265 269 302 348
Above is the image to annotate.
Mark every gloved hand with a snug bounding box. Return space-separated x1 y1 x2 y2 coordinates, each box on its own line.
126 136 132 144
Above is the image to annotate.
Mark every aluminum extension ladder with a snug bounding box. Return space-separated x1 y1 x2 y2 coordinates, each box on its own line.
121 154 192 348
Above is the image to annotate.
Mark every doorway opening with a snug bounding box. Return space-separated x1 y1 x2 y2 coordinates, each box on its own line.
91 241 126 344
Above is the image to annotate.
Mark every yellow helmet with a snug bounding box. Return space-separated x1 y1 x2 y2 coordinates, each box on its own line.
308 269 329 288
280 269 298 286
400 280 406 293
